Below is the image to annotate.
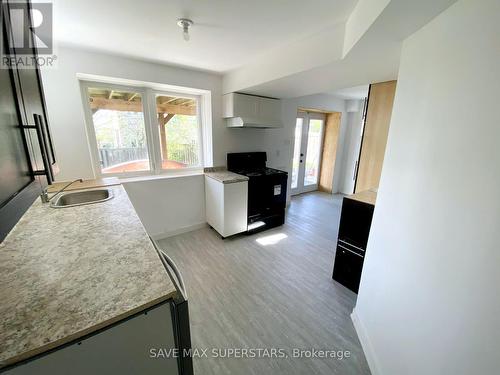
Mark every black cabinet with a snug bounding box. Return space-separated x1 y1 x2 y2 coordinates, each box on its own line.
332 197 375 293
12 3 57 178
0 0 57 241
0 67 33 204
332 243 365 293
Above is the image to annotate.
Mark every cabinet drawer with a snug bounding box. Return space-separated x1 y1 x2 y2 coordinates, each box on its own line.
332 245 364 293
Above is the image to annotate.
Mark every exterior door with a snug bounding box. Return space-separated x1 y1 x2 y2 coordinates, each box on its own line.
291 112 325 195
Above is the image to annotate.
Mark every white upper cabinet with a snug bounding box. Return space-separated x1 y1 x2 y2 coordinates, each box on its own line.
229 93 258 118
223 93 283 128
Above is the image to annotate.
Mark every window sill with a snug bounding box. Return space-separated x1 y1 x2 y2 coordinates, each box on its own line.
119 170 204 184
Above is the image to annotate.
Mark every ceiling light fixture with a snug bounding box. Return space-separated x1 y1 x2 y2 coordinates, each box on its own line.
177 18 193 41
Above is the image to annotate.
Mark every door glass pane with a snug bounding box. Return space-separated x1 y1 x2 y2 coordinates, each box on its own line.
156 95 200 169
291 118 303 189
304 119 323 186
87 88 149 174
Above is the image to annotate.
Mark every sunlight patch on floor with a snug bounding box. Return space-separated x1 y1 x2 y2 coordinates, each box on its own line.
256 233 288 246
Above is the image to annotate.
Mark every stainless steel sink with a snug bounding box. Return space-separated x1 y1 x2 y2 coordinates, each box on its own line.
50 189 114 208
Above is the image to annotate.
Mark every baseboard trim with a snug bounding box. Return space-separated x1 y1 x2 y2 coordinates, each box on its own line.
150 222 207 240
351 308 382 375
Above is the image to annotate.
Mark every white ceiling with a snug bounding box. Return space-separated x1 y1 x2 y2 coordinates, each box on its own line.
52 0 357 73
225 0 458 98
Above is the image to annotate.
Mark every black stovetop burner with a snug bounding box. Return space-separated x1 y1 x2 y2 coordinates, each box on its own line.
227 152 287 175
232 167 287 177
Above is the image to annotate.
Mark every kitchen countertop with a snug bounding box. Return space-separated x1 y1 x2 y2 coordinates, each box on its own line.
0 185 177 368
347 189 377 205
204 168 249 184
47 177 120 193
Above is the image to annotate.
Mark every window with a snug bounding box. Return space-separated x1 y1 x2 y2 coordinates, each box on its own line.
155 94 201 170
81 81 206 177
87 88 150 174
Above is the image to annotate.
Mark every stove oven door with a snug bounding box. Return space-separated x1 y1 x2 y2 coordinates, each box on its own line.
247 174 287 220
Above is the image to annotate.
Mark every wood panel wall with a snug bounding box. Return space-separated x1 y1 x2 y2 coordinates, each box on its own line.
355 80 397 193
319 112 341 193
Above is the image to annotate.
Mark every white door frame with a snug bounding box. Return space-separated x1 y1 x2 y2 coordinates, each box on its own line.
291 111 325 195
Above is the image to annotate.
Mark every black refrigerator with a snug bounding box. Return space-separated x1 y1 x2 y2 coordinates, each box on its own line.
0 0 57 241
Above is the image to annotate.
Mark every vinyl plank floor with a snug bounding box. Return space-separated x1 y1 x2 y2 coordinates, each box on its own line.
158 191 371 375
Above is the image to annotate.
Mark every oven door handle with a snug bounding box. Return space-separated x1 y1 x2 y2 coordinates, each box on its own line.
149 237 188 302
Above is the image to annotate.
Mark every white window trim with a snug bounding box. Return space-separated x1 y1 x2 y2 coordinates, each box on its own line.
78 74 213 178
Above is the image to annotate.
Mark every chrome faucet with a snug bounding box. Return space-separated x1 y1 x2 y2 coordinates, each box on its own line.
40 179 83 203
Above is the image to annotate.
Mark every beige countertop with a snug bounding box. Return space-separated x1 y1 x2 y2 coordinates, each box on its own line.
0 185 177 368
47 177 120 193
347 189 377 205
204 167 248 184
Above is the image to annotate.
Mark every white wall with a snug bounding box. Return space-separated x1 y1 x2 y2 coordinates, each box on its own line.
353 1 500 374
123 175 206 239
